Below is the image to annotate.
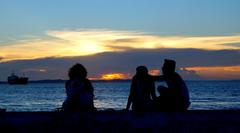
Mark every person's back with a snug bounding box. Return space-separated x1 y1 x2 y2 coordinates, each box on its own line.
64 78 95 111
126 66 156 112
63 63 95 112
164 72 190 111
154 59 190 111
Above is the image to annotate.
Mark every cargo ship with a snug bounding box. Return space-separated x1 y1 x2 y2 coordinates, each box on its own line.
7 73 28 85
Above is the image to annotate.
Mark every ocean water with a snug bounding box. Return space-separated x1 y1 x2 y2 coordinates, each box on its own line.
0 81 240 111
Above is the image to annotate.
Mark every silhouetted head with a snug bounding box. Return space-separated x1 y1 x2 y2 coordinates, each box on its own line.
68 63 87 80
136 66 148 77
162 59 176 75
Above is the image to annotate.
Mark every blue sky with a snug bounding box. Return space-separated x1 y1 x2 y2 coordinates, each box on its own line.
1 0 240 40
0 0 240 80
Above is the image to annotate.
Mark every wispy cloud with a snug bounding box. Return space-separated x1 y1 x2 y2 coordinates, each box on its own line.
1 29 240 62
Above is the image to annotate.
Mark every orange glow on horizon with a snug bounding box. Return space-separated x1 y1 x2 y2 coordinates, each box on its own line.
183 66 240 79
184 66 240 72
149 69 161 75
88 77 99 80
100 73 130 80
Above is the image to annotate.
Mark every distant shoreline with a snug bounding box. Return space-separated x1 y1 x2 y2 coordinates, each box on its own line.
0 79 240 84
0 79 131 84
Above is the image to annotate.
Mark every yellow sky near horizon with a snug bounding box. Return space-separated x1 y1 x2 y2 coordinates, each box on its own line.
0 29 240 62
1 29 240 80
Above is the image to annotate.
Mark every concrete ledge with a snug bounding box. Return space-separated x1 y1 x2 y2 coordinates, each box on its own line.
0 111 240 133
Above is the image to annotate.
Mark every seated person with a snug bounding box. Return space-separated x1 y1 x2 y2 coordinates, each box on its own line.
62 63 96 112
153 59 190 111
126 66 156 112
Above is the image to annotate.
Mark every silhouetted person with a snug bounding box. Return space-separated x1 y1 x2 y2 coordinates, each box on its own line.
126 66 156 112
153 59 190 111
62 63 96 112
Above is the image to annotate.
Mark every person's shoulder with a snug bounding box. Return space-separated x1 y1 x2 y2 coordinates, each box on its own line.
132 75 137 80
173 72 186 82
84 78 90 81
84 78 92 84
130 75 138 83
65 80 71 85
147 75 155 80
174 72 182 78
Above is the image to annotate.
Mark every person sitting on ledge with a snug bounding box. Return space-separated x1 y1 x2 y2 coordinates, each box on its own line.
153 59 190 111
126 66 156 112
62 63 96 112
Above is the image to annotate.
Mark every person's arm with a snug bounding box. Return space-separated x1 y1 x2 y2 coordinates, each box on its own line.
150 84 157 100
65 80 71 96
85 79 94 95
126 79 135 110
151 75 165 82
126 95 132 110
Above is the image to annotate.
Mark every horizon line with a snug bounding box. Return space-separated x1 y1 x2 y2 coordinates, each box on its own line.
1 79 240 84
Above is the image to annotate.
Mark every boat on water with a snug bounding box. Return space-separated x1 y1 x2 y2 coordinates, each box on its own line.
7 73 28 85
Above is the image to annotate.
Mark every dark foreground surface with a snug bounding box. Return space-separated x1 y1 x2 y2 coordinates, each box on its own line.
0 110 240 133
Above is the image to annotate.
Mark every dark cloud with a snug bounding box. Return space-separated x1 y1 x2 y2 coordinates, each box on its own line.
104 38 141 50
104 45 134 50
111 38 140 43
0 48 240 80
0 57 4 61
221 42 240 47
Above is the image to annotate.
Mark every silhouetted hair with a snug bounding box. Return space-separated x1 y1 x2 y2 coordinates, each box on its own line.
163 59 176 73
68 63 87 80
136 66 148 76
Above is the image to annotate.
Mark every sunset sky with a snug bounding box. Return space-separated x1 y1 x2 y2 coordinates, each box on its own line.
0 0 240 80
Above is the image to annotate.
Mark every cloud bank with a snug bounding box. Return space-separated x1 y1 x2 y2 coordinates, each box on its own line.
1 29 240 62
0 48 240 80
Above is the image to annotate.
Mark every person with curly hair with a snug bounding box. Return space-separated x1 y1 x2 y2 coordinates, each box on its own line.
62 63 96 112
